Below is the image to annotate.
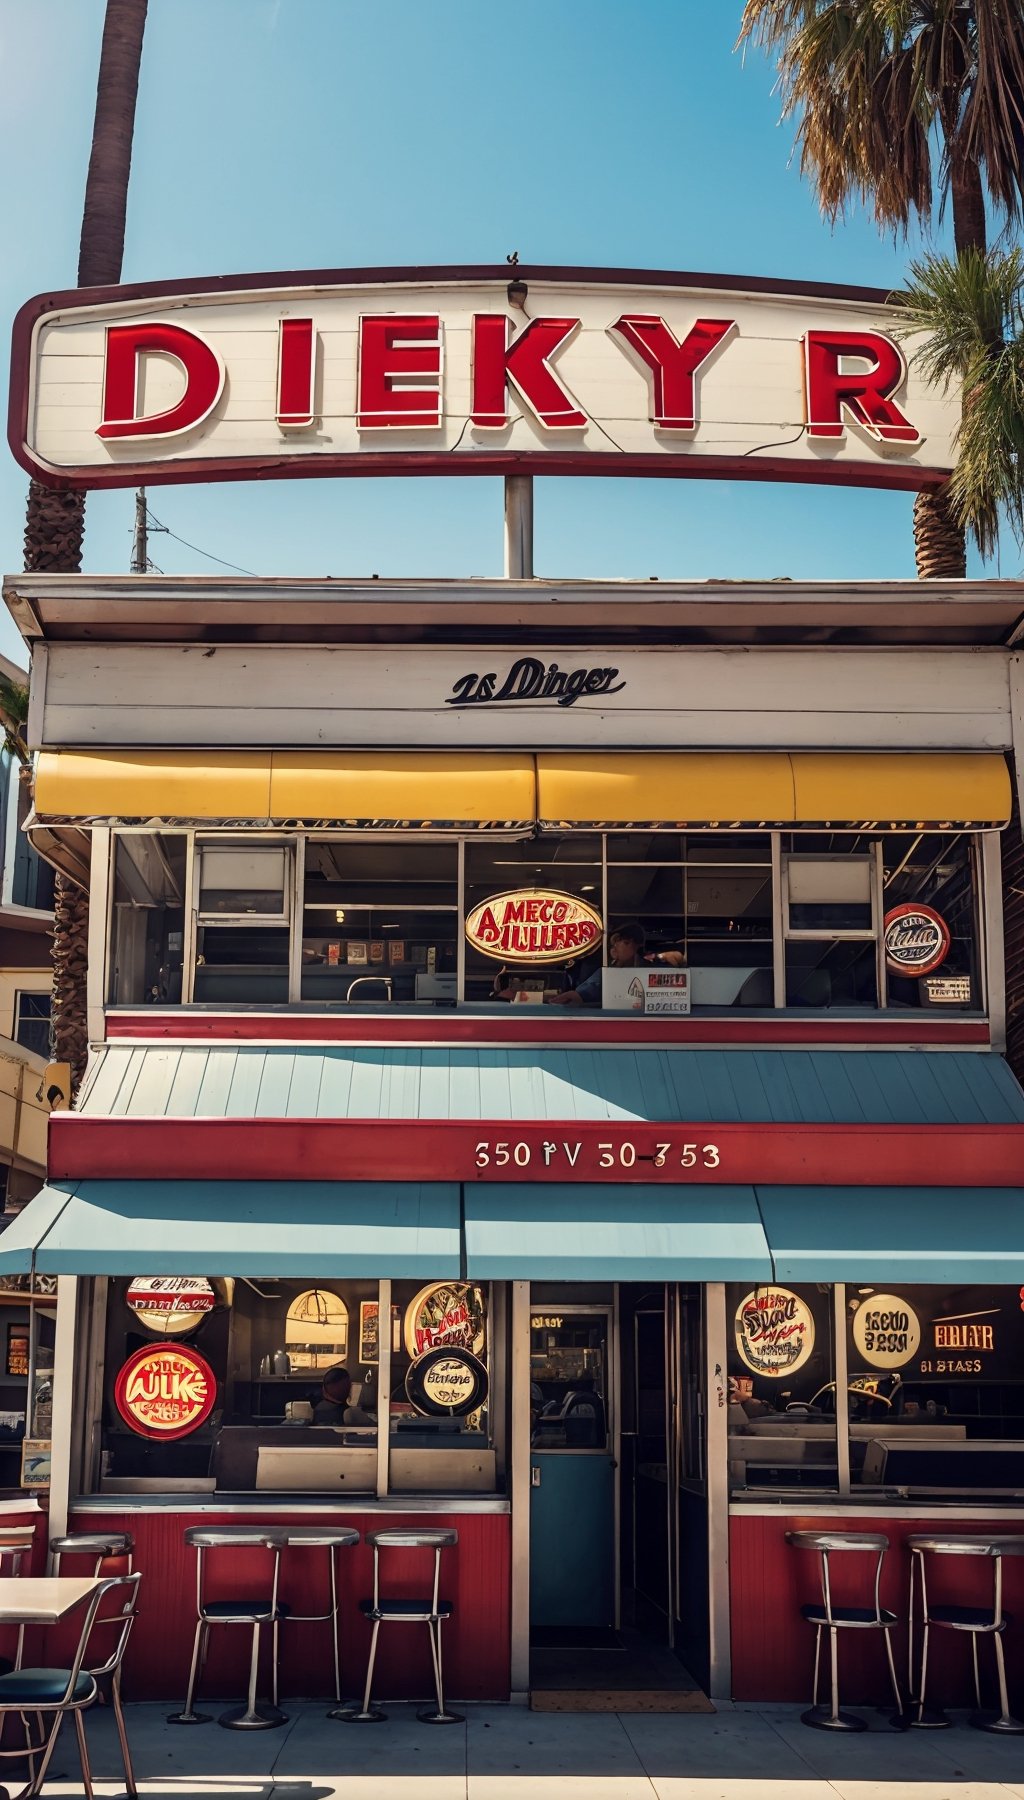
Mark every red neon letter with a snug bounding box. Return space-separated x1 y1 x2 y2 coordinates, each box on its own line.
804 330 920 445
357 315 442 429
609 315 736 431
97 322 224 440
277 317 316 429
472 315 586 429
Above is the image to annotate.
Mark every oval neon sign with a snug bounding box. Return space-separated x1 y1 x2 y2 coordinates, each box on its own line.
465 888 603 963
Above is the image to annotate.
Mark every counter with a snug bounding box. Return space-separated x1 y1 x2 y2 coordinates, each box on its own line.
69 1498 511 1703
730 1502 1024 1707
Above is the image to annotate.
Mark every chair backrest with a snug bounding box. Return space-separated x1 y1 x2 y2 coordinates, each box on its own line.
787 1529 890 1625
366 1528 458 1615
84 1572 141 1680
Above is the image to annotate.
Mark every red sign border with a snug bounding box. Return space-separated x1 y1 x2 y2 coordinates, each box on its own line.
113 1341 217 1442
9 264 952 495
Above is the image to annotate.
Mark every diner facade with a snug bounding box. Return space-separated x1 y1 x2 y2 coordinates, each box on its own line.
0 568 1022 1712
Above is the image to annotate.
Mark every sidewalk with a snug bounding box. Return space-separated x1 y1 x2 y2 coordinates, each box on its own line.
34 1699 1024 1798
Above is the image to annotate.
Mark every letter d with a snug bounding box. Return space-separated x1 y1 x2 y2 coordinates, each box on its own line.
97 322 225 441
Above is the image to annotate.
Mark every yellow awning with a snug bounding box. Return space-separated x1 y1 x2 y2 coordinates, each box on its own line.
33 751 537 829
33 749 1010 831
536 753 1010 829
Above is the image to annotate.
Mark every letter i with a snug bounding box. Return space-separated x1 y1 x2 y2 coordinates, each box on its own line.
277 318 316 428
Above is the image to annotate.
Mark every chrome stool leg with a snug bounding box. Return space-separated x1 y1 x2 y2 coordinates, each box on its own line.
167 1617 211 1724
332 1617 386 1723
973 1631 1024 1735
219 1619 287 1730
418 1616 464 1725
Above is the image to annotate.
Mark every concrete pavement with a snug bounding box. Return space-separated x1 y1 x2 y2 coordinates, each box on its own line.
28 1700 1024 1798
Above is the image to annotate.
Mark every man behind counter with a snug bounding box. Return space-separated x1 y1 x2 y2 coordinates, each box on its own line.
548 921 684 1007
312 1365 375 1425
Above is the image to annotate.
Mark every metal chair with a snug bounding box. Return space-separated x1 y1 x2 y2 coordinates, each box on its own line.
46 1539 139 1793
788 1530 902 1731
0 1572 138 1800
269 1525 359 1706
332 1527 461 1724
907 1533 1024 1734
168 1526 287 1731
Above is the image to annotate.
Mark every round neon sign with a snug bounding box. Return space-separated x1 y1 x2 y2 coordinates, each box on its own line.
114 1343 217 1441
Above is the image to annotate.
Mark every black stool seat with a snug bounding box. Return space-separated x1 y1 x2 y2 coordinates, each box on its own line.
929 1603 1009 1631
203 1599 289 1622
359 1598 452 1620
802 1604 898 1629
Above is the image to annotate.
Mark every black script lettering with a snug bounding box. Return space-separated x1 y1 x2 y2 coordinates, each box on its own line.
446 656 627 707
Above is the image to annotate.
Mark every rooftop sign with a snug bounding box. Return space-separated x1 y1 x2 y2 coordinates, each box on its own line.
10 265 957 492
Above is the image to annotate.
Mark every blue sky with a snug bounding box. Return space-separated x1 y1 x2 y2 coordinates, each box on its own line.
0 0 996 668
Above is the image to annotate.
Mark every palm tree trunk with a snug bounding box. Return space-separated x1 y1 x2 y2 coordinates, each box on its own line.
24 0 148 1095
912 487 967 579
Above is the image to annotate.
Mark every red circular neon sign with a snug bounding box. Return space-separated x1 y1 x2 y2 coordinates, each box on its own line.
883 903 951 978
113 1343 217 1441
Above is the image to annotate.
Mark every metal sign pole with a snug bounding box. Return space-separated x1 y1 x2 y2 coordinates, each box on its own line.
504 475 534 579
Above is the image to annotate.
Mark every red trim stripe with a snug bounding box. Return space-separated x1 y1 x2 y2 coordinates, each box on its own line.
104 1012 990 1049
48 1115 1024 1188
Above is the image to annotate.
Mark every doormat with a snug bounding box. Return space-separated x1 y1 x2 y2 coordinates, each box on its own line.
530 1627 624 1650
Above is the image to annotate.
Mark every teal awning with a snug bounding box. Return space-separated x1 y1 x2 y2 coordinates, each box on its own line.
0 1181 460 1278
757 1186 1024 1285
463 1184 772 1280
77 1044 1024 1127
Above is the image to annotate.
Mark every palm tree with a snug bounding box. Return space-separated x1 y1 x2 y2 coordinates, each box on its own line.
23 0 148 1092
738 0 1024 575
891 243 1024 1069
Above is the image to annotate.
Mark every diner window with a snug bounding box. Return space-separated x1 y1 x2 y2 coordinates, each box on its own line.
882 833 981 1010
109 832 187 1004
193 841 291 1003
607 834 773 1009
727 1283 838 1493
388 1280 496 1492
846 1284 1024 1488
91 1273 503 1498
782 845 879 1008
13 991 50 1059
463 836 602 1002
301 840 458 1003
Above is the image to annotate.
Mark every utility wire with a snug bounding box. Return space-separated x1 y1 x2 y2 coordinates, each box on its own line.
143 503 258 577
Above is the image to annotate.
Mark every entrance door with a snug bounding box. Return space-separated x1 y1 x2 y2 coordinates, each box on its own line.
529 1305 615 1630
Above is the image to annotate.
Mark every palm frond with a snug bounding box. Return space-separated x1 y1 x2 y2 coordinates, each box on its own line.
891 247 1024 554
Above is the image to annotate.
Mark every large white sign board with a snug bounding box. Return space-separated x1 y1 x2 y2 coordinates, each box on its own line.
10 266 958 491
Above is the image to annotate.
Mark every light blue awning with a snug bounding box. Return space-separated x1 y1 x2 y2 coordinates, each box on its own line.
463 1184 772 1280
0 1181 460 1278
757 1186 1024 1285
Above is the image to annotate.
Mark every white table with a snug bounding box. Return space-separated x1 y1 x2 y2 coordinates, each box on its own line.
0 1578 100 1627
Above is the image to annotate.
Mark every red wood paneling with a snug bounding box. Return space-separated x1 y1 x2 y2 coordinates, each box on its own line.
730 1512 1024 1712
67 1509 510 1704
49 1114 1024 1188
105 1011 989 1048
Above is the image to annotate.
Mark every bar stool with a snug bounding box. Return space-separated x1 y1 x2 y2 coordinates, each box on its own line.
49 1532 134 1577
906 1534 1024 1734
0 1529 38 1675
332 1527 461 1725
788 1530 902 1731
269 1525 359 1706
168 1527 287 1731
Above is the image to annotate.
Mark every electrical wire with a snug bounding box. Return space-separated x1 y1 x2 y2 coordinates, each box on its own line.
143 505 258 577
